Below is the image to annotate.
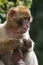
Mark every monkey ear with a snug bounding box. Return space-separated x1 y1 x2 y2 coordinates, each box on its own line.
7 8 16 20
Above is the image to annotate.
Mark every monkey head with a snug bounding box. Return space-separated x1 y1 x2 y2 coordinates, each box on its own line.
6 6 32 38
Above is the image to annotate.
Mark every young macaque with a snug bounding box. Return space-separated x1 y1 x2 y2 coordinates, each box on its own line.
0 6 38 65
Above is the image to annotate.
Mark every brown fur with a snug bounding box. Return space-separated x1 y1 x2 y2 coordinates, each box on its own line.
0 6 32 54
0 6 38 65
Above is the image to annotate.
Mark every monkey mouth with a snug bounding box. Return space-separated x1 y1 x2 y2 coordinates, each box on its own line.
22 23 29 31
23 27 28 31
21 26 28 33
17 24 29 34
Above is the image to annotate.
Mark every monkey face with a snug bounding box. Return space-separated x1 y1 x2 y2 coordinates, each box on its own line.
7 6 32 35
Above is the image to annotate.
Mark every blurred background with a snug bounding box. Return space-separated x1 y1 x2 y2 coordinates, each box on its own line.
0 0 43 65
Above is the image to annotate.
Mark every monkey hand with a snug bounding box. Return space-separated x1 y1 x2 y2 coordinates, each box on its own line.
22 39 32 52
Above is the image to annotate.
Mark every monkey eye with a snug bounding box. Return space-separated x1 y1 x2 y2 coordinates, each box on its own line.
17 17 30 26
24 17 30 21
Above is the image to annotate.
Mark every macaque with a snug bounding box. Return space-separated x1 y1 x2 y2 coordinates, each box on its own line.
0 6 38 65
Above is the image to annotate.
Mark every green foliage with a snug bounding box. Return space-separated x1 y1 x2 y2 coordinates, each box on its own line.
0 0 15 23
7 2 14 10
0 0 8 6
16 0 32 8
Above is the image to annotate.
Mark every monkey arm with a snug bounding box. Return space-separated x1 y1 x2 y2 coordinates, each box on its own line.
0 39 20 55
